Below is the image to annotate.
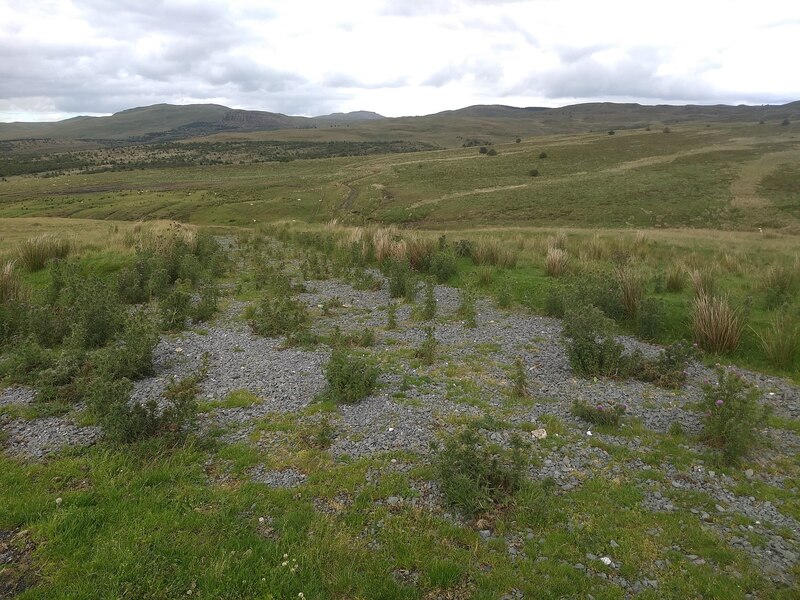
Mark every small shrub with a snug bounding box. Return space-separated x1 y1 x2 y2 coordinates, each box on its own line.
528 169 539 177
429 250 458 283
756 309 800 369
422 278 437 321
479 146 488 154
544 248 568 277
95 312 159 380
486 148 497 156
511 356 527 398
386 302 398 330
701 367 769 464
665 265 686 293
433 428 526 517
249 294 309 338
192 284 220 323
159 281 192 331
639 340 697 388
562 306 633 378
458 284 477 328
415 325 437 365
543 285 566 317
496 277 513 309
387 259 416 300
691 293 746 354
515 137 521 143
17 235 71 272
608 130 615 135
539 151 547 159
321 347 379 404
572 399 626 427
634 297 666 341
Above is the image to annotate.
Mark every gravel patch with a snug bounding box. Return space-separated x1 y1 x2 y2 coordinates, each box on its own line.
0 386 36 407
248 465 307 488
2 416 101 459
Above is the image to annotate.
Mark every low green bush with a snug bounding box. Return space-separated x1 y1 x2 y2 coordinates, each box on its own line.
429 250 458 283
572 399 627 427
433 428 526 517
248 294 309 338
701 367 769 464
320 347 379 404
415 325 437 365
562 306 632 378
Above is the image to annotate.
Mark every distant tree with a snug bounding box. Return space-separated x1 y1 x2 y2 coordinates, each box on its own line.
608 130 615 135
479 146 488 154
487 148 498 156
515 137 521 143
529 169 539 177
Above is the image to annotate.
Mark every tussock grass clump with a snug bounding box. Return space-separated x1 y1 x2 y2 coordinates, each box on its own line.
320 347 379 405
585 234 608 260
405 233 438 271
756 310 800 369
760 264 798 309
689 268 716 298
472 238 517 268
476 266 495 287
17 235 72 271
615 264 645 319
701 367 769 465
546 231 567 251
433 428 526 517
0 259 22 305
691 293 746 354
544 248 569 277
665 265 686 293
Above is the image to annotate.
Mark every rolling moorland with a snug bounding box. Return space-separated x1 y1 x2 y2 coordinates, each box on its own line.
0 102 799 599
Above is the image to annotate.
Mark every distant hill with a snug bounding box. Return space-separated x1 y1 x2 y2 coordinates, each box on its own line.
0 101 797 145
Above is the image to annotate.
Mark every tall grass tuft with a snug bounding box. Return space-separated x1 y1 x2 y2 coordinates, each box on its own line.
17 235 72 271
544 248 569 277
1 260 22 304
405 233 438 271
471 237 517 268
665 265 686 293
760 264 798 309
691 293 746 354
689 268 715 298
585 234 607 260
615 264 644 319
546 231 567 251
755 310 800 369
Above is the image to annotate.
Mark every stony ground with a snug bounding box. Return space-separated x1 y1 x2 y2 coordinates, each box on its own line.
2 257 799 595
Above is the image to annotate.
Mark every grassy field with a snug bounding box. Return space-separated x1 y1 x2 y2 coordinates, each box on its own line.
1 115 799 598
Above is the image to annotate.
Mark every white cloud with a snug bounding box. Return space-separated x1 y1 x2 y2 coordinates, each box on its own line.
0 0 797 122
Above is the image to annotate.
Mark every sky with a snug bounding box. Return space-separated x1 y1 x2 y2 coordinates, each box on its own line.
1 0 798 122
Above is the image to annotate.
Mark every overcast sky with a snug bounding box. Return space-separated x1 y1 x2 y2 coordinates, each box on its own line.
1 0 798 122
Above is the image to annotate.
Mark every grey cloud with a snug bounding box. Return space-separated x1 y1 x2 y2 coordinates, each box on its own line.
423 59 503 87
322 73 407 90
512 48 718 102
